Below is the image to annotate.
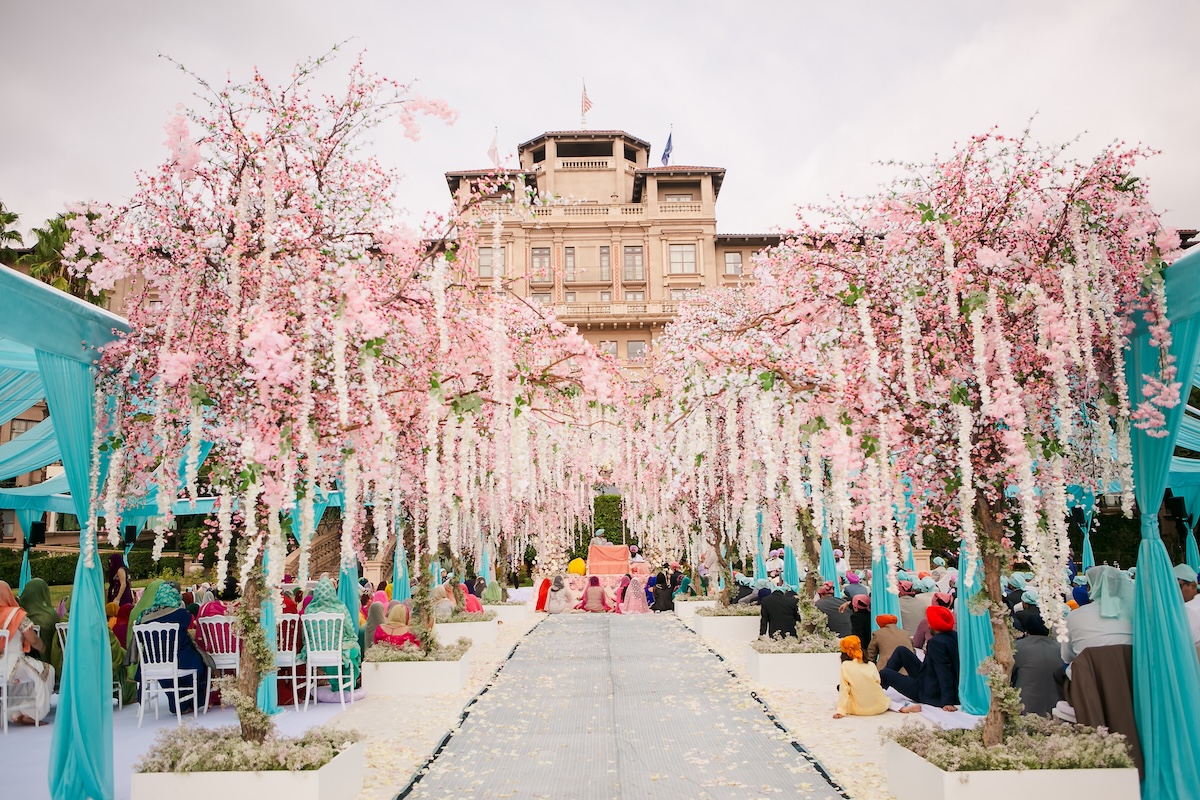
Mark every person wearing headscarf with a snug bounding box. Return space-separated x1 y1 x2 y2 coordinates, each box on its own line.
18 577 59 660
463 588 484 613
0 580 55 724
644 575 658 606
673 575 696 598
130 581 208 713
880 605 960 712
669 563 684 592
374 604 420 649
106 601 120 630
731 573 754 604
620 575 651 614
815 581 852 636
534 577 551 611
866 614 913 667
545 575 576 614
738 578 772 605
576 576 610 613
106 553 134 607
930 556 948 582
1173 564 1200 644
300 577 361 695
613 576 631 611
1063 565 1134 676
896 580 924 638
1005 573 1028 612
431 584 456 617
912 592 955 650
833 635 889 718
651 572 674 612
1013 588 1046 635
1071 584 1090 608
1012 615 1064 716
481 580 505 604
362 602 386 653
473 577 487 598
847 593 872 650
843 571 868 600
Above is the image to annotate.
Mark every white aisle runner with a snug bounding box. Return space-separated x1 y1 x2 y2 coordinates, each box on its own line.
405 614 843 799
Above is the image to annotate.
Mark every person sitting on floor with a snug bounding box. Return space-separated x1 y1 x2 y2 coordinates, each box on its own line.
1063 565 1134 676
833 635 889 719
843 571 868 600
651 573 675 612
545 575 576 614
1012 615 1064 716
759 585 801 638
842 593 872 650
374 604 420 649
930 556 948 582
621 575 651 614
362 602 386 653
738 579 772 604
815 581 853 636
613 575 631 610
866 614 913 667
576 576 611 613
912 592 955 650
897 580 924 638
431 583 457 617
0 580 55 725
1013 587 1046 635
879 605 960 713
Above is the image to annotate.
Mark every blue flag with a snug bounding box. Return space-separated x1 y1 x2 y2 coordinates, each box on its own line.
661 132 673 166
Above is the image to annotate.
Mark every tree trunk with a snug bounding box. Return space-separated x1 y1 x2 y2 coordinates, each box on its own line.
798 507 821 598
976 498 1015 748
236 573 270 744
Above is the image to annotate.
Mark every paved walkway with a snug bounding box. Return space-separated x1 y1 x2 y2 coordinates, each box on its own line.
405 614 843 799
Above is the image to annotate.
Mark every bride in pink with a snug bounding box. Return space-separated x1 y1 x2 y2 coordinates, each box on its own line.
620 575 651 614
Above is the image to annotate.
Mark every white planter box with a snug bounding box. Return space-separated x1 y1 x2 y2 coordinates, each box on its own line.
360 650 472 696
692 613 760 642
132 740 365 800
884 740 1140 800
434 618 498 646
674 600 716 626
485 604 529 625
744 648 840 690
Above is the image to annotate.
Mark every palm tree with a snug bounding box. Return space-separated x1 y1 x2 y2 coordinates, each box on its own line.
0 201 23 263
19 214 107 306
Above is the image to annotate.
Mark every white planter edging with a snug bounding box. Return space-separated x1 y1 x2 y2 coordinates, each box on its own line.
692 613 760 642
884 740 1140 800
744 648 840 690
360 650 473 696
132 740 366 800
434 618 498 646
485 604 529 625
674 600 716 626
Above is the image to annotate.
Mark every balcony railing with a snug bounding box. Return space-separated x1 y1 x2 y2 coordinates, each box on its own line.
622 267 646 282
564 265 612 283
661 202 703 213
554 301 681 318
558 158 612 170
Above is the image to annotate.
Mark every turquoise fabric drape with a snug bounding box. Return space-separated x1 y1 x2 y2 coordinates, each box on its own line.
1187 526 1200 576
40 352 113 800
818 530 840 593
753 509 766 579
289 497 329 585
1124 251 1200 800
15 509 40 592
782 544 799 590
256 545 280 715
903 534 916 571
869 544 900 633
0 418 60 480
393 544 411 602
1068 485 1098 571
0 369 44 424
955 545 993 715
338 561 360 638
1082 530 1097 572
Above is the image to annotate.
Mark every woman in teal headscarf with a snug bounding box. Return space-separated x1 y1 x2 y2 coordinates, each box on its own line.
18 578 59 660
131 582 208 712
673 575 695 597
300 577 360 695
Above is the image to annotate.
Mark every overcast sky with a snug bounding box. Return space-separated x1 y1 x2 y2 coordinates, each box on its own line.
2 0 1197 239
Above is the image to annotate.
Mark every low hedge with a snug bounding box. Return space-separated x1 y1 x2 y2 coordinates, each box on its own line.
0 548 184 587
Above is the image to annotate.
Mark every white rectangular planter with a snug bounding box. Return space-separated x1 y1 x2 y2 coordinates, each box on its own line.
485 604 529 625
884 741 1140 800
692 613 760 642
434 618 498 646
132 740 365 800
744 648 840 690
674 600 716 626
360 650 472 696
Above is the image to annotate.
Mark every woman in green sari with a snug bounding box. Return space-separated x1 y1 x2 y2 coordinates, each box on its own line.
481 580 505 604
300 577 360 695
18 578 59 660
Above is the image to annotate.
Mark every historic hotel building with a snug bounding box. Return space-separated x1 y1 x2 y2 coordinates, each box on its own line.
445 129 780 369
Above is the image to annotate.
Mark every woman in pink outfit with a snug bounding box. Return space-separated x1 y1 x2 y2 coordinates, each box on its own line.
374 604 421 649
620 576 651 614
576 576 611 612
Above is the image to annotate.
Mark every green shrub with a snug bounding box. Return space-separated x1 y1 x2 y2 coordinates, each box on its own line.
0 548 185 587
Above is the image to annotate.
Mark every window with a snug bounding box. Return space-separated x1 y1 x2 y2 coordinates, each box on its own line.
724 251 743 275
599 246 611 280
1 510 12 541
479 246 505 279
599 341 617 357
9 419 36 438
532 293 551 305
565 292 576 303
665 194 694 202
670 288 699 301
531 247 551 271
532 146 546 164
599 291 611 302
625 290 645 302
564 247 575 269
669 244 697 274
624 145 638 162
627 340 647 362
623 246 644 281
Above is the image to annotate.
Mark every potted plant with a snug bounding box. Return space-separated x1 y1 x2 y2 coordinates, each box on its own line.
692 602 762 641
360 637 473 696
432 609 499 646
744 630 840 690
672 593 716 626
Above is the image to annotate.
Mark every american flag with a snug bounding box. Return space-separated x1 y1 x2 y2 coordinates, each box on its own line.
581 81 593 115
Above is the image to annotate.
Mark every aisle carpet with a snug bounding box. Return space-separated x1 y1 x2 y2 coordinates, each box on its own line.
405 614 842 799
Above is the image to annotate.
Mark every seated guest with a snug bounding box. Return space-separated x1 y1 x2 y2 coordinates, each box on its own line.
1004 573 1027 613
673 575 697 598
545 575 576 614
374 604 420 649
1012 615 1063 716
431 584 457 617
843 594 872 649
132 582 209 714
738 579 772 604
576 576 610 613
897 581 924 638
1013 588 1045 635
362 602 386 652
843 571 868 600
1063 565 1133 675
300 578 361 697
474 577 488 598
613 575 631 609
463 589 484 613
731 574 754 604
534 577 551 611
652 573 675 612
866 614 913 667
644 575 658 606
18 578 58 660
621 576 651 614
759 586 800 638
912 592 955 650
669 563 684 591
930 556 948 582
481 580 505 604
1174 565 1200 644
880 606 960 712
833 635 889 718
1071 584 1090 608
0 580 55 725
629 545 645 564
815 582 852 636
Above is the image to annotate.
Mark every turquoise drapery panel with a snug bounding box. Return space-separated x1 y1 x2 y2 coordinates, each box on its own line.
288 496 329 585
15 509 40 592
0 418 59 480
818 530 840 594
393 543 411 601
753 509 767 579
39 352 113 800
338 561 360 639
255 545 280 715
1124 250 1200 800
782 544 800 590
0 473 75 513
1067 485 1097 571
0 368 44 423
903 534 916 571
955 545 993 715
869 545 901 633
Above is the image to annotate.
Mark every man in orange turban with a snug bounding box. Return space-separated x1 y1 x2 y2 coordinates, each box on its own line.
866 613 914 668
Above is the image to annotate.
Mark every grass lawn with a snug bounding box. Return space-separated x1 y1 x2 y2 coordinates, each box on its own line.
48 578 158 607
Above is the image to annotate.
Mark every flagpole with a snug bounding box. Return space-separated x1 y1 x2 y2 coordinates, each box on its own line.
581 79 587 129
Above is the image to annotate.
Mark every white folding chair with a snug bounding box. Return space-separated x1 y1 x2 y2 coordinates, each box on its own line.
57 622 124 710
301 613 350 710
132 622 200 727
275 613 309 707
0 629 11 734
197 616 240 711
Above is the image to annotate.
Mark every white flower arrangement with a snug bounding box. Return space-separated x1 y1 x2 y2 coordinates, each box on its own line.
749 632 838 654
364 638 471 663
137 725 360 774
